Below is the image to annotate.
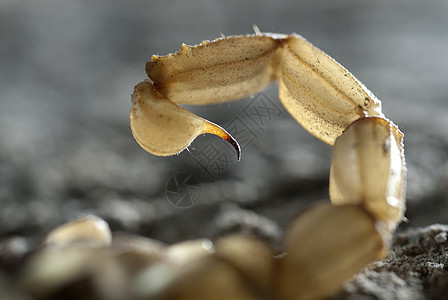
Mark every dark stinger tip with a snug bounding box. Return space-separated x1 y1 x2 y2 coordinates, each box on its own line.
225 134 241 161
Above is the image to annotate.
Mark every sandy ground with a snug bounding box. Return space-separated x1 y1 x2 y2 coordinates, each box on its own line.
1 0 448 298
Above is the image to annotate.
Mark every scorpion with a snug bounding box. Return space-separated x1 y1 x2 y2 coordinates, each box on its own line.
128 32 406 300
0 33 406 300
130 32 406 300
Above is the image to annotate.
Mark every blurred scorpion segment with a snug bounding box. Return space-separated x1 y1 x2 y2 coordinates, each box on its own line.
330 117 406 233
129 33 406 299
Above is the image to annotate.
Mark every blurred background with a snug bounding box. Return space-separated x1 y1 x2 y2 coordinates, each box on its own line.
1 0 448 247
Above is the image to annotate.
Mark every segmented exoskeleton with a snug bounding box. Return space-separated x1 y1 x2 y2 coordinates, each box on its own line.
129 33 406 300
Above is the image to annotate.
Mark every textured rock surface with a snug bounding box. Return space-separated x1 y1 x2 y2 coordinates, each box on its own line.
335 225 448 299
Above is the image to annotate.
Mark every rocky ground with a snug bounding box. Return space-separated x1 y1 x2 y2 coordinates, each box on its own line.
1 0 448 298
